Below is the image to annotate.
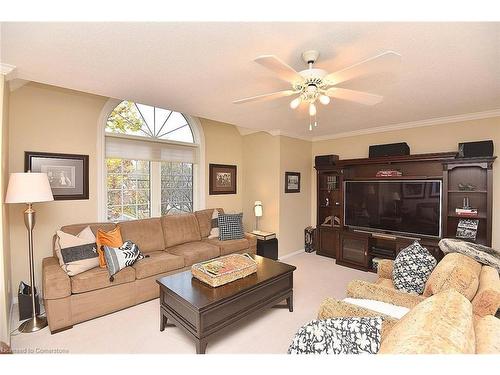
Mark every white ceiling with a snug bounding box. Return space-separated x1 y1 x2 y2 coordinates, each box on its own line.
1 22 499 139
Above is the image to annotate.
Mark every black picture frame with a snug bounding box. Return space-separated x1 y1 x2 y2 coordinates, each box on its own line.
209 164 237 195
285 172 301 193
24 151 89 200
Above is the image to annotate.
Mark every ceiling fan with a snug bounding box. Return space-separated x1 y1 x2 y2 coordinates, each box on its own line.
233 50 401 130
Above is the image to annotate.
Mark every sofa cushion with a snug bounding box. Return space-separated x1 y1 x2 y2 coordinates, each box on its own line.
119 218 165 253
392 241 437 295
218 212 244 241
471 265 500 316
103 241 143 280
204 237 249 256
195 208 223 238
379 290 475 354
96 226 123 268
474 315 500 354
70 266 135 294
288 317 382 354
161 213 201 248
60 222 117 236
55 227 99 276
376 278 395 290
132 251 185 279
167 241 220 266
423 252 482 300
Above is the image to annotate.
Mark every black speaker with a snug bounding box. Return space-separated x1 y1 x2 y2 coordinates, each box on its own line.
458 140 494 158
369 142 410 158
315 154 339 167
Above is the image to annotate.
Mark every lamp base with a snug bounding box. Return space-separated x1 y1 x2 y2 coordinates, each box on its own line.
19 315 47 333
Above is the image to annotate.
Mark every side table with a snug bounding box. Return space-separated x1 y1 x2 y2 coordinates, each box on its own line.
252 231 278 260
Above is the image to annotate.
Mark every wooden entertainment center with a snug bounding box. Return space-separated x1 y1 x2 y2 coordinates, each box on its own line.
315 152 495 272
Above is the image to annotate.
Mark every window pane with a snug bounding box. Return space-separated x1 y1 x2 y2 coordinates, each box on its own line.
106 158 151 221
161 162 193 215
106 100 194 143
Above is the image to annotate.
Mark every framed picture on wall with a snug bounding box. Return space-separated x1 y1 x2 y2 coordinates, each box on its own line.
209 164 237 195
25 151 89 200
285 172 301 193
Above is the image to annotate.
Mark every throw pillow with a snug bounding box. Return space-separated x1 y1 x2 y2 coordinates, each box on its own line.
208 209 220 239
288 317 382 354
393 241 437 295
96 226 123 268
55 226 99 276
103 240 142 281
218 212 244 241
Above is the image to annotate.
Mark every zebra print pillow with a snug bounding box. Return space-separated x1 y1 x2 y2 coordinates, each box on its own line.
103 241 143 281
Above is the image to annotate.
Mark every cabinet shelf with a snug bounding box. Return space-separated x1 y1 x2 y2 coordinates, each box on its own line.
448 190 487 194
447 213 487 219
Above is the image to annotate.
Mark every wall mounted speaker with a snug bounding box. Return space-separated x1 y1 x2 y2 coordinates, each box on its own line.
458 140 494 158
369 142 410 158
315 154 339 167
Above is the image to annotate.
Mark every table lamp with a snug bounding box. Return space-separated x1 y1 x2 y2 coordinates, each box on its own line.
5 172 54 333
254 201 263 231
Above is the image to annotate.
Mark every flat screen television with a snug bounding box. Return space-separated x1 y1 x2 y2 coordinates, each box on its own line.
344 180 442 237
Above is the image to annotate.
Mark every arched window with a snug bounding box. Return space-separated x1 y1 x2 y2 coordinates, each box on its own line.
104 100 201 221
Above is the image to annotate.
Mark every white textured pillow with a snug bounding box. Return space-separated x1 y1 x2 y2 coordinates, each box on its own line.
208 209 219 239
55 226 99 276
343 298 410 319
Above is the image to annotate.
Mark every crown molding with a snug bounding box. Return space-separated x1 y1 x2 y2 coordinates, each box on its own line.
311 109 500 142
0 63 16 78
235 126 259 136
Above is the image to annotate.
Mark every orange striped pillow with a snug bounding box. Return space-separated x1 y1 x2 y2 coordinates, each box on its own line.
96 226 123 268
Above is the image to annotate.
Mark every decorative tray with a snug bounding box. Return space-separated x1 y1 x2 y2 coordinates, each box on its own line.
191 253 257 287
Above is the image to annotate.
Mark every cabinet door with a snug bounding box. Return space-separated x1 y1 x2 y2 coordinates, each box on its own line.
318 228 338 258
340 232 369 267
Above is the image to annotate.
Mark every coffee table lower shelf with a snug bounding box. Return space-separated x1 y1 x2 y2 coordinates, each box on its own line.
157 256 295 354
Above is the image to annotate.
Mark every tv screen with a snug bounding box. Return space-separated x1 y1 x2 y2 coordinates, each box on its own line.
344 180 442 237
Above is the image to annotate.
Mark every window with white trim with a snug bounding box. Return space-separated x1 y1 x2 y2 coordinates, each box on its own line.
105 101 198 221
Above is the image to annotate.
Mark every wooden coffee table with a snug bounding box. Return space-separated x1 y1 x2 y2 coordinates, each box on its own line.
157 254 296 354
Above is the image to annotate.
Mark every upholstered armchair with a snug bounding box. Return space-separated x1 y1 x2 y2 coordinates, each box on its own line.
345 253 500 317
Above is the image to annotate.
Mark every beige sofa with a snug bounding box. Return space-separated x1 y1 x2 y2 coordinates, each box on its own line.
346 252 500 317
42 208 257 333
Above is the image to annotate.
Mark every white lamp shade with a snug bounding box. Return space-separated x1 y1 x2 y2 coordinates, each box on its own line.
5 173 54 204
254 201 263 217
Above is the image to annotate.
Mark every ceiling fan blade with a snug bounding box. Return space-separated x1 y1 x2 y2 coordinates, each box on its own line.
233 90 297 104
254 55 304 84
326 88 383 105
324 51 401 86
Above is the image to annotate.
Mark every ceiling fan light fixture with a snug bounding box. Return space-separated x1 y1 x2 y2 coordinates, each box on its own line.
309 103 317 116
289 97 302 109
319 94 331 105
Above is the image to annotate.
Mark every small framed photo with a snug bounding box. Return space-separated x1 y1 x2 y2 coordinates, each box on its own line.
285 172 301 193
209 164 237 195
25 151 89 200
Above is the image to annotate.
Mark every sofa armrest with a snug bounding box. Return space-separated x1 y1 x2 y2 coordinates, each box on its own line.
346 279 425 309
317 297 399 341
244 232 257 248
472 266 500 317
377 259 394 279
42 256 71 300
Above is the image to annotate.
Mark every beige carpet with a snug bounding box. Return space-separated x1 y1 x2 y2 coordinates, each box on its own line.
11 252 376 354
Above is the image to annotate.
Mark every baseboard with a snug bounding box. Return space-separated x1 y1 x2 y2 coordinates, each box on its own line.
278 248 305 261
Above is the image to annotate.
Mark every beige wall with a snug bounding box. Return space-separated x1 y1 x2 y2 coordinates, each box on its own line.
201 118 243 214
312 117 500 248
0 76 12 343
279 136 312 256
242 132 280 234
8 83 108 293
241 133 313 257
7 83 247 294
